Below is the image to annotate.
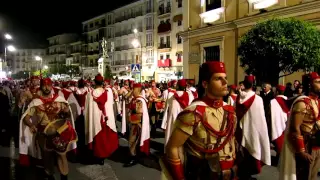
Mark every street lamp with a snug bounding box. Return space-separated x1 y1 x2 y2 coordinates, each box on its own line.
4 34 12 40
35 56 43 77
44 65 48 70
131 39 140 48
133 28 138 34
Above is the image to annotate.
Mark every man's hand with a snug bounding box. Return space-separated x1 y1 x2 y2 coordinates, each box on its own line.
29 125 37 133
298 152 313 163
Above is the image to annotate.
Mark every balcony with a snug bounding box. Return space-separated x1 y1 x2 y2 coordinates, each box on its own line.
71 49 81 54
112 60 130 66
58 51 66 54
121 45 129 50
158 6 171 16
115 47 121 51
145 58 154 64
158 59 171 67
87 50 100 55
146 8 152 14
146 26 153 30
158 42 171 49
115 32 122 37
158 22 171 33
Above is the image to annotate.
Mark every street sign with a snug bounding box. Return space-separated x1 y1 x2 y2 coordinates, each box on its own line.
131 64 140 73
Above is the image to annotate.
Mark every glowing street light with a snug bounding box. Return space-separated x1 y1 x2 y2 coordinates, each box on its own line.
8 71 12 75
4 34 12 40
7 45 16 52
131 39 140 48
133 28 138 34
44 65 48 69
35 56 42 61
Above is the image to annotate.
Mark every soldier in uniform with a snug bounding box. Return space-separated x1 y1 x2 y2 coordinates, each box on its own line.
18 76 40 111
19 78 77 180
124 83 150 167
148 80 162 136
164 61 237 180
279 72 320 180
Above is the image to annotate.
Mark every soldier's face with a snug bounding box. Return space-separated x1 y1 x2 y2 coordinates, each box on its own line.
41 84 52 95
152 82 156 87
204 73 228 97
133 88 141 97
312 79 320 93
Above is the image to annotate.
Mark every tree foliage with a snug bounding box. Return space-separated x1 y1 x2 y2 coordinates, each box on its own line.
104 65 113 79
238 18 320 85
33 70 49 78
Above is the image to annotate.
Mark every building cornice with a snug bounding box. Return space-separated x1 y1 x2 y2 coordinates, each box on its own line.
234 0 320 28
82 14 106 24
180 22 236 39
180 1 320 39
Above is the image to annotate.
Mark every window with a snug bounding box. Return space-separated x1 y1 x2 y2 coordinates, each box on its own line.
160 37 164 44
90 23 93 28
166 36 170 46
117 54 121 61
177 54 182 62
206 0 221 12
178 0 182 8
95 21 99 26
96 34 99 41
146 34 153 46
178 20 182 26
146 17 153 30
160 55 164 60
177 36 182 44
204 46 220 62
166 54 170 59
160 20 164 24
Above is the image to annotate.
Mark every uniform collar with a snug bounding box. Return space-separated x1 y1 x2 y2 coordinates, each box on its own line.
202 96 223 109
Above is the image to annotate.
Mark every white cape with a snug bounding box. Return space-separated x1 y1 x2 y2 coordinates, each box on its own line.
271 95 288 141
84 88 117 145
19 96 77 160
237 90 271 166
278 96 307 180
161 91 194 151
137 97 150 147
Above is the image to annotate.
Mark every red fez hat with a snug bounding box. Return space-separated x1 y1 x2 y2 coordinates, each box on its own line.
229 85 237 90
104 79 111 84
309 72 320 81
95 74 104 82
133 83 142 88
62 81 69 87
188 79 195 85
178 79 187 87
167 81 172 87
151 80 156 83
171 80 177 84
124 80 129 83
41 78 52 86
70 81 76 86
277 85 286 91
203 61 226 74
114 82 118 86
245 75 255 83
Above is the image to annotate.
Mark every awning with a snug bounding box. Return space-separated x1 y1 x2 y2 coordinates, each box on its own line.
176 51 182 55
173 14 183 22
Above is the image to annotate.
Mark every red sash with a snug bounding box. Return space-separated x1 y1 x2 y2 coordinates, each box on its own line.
174 91 189 109
61 89 72 100
191 91 198 99
235 94 255 121
275 97 289 114
53 87 60 95
92 91 108 116
231 94 237 101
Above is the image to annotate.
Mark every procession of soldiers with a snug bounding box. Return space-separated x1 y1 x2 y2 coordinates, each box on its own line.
0 61 319 180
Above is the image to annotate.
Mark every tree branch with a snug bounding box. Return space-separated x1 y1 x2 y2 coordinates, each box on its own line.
279 71 295 78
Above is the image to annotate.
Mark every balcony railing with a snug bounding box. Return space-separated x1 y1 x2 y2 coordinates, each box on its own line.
158 6 171 15
121 45 129 50
112 60 130 66
158 42 171 49
146 26 153 30
115 11 144 23
146 8 152 13
115 32 122 37
145 58 154 64
87 50 100 55
71 49 81 54
115 47 121 51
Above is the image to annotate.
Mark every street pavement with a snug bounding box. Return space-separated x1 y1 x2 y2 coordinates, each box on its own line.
0 120 316 180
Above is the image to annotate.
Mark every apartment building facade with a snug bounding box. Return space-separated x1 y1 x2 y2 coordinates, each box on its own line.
181 0 320 85
7 49 46 74
47 34 78 74
154 0 184 81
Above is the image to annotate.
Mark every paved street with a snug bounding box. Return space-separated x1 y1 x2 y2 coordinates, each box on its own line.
0 120 315 180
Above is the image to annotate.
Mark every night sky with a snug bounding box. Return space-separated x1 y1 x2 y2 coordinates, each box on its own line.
0 0 136 51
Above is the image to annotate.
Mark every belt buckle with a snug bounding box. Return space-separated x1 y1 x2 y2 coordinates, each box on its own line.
207 144 214 150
